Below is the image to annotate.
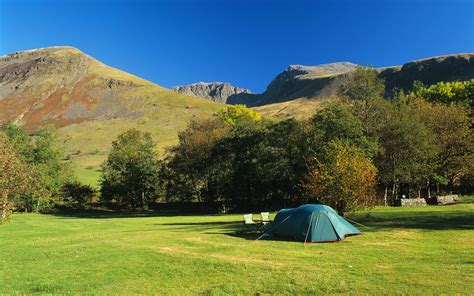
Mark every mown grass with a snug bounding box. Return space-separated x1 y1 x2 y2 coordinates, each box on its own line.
1 204 472 294
74 167 102 188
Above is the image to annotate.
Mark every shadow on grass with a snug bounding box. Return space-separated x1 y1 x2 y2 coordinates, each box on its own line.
348 207 473 231
45 205 473 240
159 221 264 239
45 207 213 219
160 206 474 241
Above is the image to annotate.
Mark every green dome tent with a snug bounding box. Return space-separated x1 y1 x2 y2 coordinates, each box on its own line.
262 204 361 243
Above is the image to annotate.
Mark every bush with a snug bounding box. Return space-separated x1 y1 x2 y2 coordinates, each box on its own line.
61 182 96 206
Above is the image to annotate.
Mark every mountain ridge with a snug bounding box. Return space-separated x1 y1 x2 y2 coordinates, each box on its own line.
177 54 474 107
0 46 223 175
171 82 250 103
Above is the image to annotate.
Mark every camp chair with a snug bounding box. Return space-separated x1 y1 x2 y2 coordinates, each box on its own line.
260 212 272 227
243 214 264 232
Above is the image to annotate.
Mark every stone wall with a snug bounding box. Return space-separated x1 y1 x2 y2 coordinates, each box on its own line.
398 198 427 207
436 195 459 205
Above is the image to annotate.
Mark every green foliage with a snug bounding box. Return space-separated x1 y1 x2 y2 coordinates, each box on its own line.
409 79 474 107
1 124 70 212
408 98 473 188
136 73 473 211
340 67 386 137
218 104 262 126
2 123 34 161
163 117 229 202
32 126 72 196
341 67 385 102
311 102 377 156
2 124 72 196
61 181 96 206
374 98 438 196
163 116 316 211
100 129 161 208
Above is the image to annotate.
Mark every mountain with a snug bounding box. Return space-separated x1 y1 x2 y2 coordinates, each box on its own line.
0 46 223 183
229 54 474 107
378 53 474 92
171 82 251 103
228 62 358 106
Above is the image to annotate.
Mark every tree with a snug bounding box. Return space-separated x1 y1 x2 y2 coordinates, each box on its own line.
310 101 377 156
0 133 51 214
0 134 21 221
163 117 229 203
218 104 262 126
408 98 473 192
340 67 385 137
409 79 474 108
101 129 160 208
374 99 438 201
302 141 377 215
2 123 34 161
208 119 314 211
2 124 71 199
32 126 72 196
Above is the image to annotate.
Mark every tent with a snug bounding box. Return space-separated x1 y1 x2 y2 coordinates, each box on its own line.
261 204 361 243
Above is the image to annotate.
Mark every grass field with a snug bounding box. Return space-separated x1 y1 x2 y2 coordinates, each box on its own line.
1 204 473 294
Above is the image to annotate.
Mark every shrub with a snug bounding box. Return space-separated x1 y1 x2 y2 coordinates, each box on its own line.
61 182 96 206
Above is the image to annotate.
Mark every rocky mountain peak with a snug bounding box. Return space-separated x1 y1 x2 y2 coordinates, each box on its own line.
171 82 251 103
285 62 359 79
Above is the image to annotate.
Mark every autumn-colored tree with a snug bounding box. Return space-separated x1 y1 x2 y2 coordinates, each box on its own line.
2 124 71 200
0 134 51 217
302 141 377 215
0 134 19 221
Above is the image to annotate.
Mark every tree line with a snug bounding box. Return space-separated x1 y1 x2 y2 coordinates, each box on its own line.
1 68 472 217
101 68 473 214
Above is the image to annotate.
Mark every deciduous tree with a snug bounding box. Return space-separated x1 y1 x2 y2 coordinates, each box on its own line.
302 141 377 215
101 129 160 208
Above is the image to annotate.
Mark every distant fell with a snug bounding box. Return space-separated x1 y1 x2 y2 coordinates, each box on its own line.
229 54 474 107
0 46 223 173
171 82 250 103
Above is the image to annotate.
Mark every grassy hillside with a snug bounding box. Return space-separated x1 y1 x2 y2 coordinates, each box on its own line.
0 47 224 184
253 96 335 119
0 204 472 294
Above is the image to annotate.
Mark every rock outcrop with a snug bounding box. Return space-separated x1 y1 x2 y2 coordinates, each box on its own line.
171 82 251 103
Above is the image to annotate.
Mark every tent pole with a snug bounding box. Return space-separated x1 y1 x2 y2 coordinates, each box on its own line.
303 212 314 247
343 217 371 229
255 215 292 240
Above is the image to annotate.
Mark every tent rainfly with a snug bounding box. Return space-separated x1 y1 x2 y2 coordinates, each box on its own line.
261 204 361 243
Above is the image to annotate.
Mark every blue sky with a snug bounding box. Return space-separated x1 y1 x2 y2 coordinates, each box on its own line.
1 0 473 93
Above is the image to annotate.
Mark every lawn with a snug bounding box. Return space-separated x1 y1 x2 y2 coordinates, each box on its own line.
1 204 473 294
